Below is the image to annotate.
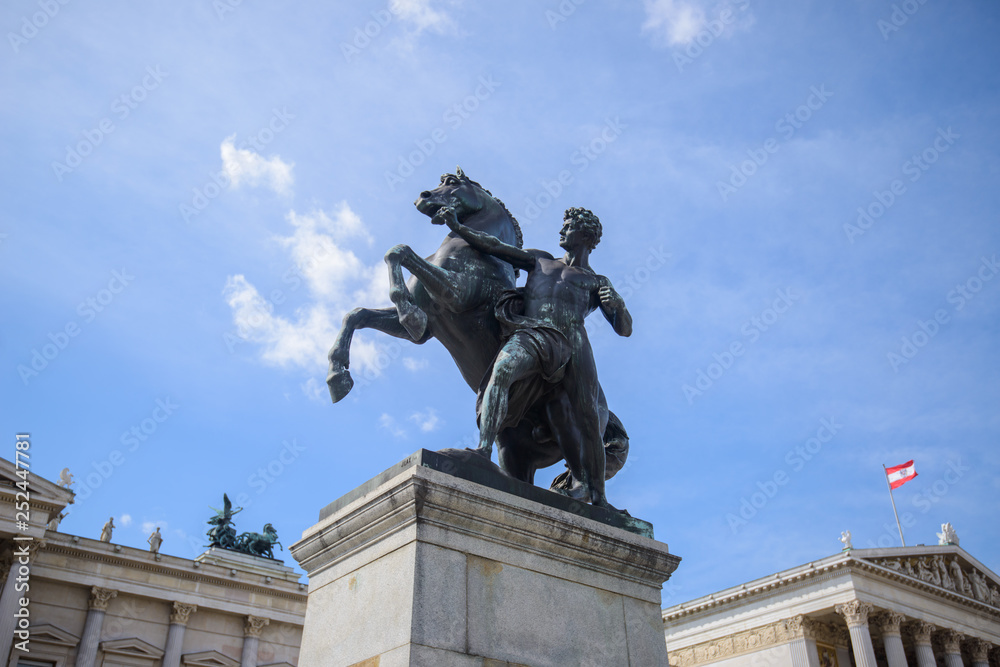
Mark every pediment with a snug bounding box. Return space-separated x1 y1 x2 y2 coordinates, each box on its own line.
855 546 1000 608
182 650 241 667
100 637 165 658
28 623 79 646
0 457 75 507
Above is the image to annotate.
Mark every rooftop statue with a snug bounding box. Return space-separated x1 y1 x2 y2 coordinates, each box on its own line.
937 522 959 546
148 526 163 554
206 494 282 560
839 530 852 550
206 493 242 550
326 169 631 510
100 517 114 542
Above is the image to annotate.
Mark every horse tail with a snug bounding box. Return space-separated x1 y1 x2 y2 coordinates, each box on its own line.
602 410 629 480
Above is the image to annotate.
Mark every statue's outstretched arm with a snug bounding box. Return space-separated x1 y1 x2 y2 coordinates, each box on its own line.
435 206 535 271
597 277 632 337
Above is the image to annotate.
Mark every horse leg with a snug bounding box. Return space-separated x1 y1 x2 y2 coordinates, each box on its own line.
385 244 430 339
398 248 473 311
327 306 430 403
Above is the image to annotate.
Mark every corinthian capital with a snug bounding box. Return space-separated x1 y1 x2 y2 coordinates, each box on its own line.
835 599 874 628
968 638 991 663
170 601 198 625
244 615 269 638
89 586 118 611
910 620 936 645
875 611 906 636
941 630 964 654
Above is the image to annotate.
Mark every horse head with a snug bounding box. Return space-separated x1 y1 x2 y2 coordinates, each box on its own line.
415 166 523 251
415 167 489 221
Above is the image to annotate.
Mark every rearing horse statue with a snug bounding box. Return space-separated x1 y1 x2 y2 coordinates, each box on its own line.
326 168 628 494
327 168 519 401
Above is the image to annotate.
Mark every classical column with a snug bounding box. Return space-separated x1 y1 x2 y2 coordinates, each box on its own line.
241 615 269 667
834 626 852 667
967 639 991 667
836 600 877 667
876 611 909 667
911 621 937 667
0 539 45 666
784 615 821 667
162 602 197 667
941 630 966 667
75 587 118 667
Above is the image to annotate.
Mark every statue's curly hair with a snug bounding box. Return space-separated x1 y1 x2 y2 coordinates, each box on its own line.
564 207 602 250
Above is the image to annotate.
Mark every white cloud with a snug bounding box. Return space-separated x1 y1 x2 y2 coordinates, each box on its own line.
642 0 704 45
379 413 407 438
409 408 441 432
278 206 377 302
402 357 429 372
642 0 753 47
119 514 133 527
221 134 294 195
390 0 458 35
223 203 393 376
301 377 327 402
141 521 165 535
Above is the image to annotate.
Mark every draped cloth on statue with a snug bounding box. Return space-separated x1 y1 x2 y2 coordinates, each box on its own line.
475 288 574 431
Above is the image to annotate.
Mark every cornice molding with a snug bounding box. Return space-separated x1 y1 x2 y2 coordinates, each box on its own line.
38 542 305 603
664 553 1000 623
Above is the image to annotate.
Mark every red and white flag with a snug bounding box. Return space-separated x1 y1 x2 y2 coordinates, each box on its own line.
886 460 917 489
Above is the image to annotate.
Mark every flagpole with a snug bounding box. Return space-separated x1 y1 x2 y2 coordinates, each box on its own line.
883 464 906 547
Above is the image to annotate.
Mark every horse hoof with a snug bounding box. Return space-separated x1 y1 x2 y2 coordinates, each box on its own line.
400 306 428 340
327 369 354 403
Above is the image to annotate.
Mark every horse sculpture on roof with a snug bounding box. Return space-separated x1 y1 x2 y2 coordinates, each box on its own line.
325 168 628 497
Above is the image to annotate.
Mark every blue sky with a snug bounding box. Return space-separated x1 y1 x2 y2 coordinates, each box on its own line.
3 0 998 603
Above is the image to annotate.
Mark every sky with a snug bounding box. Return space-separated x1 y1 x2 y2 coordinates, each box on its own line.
2 0 999 606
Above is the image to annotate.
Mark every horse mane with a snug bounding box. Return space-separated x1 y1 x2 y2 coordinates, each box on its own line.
462 176 523 250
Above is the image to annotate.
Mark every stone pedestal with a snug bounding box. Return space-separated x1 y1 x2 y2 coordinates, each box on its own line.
291 449 681 667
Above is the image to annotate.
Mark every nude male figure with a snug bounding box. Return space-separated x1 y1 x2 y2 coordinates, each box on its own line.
437 205 631 508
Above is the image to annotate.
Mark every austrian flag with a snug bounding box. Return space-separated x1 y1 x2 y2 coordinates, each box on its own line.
886 460 918 489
